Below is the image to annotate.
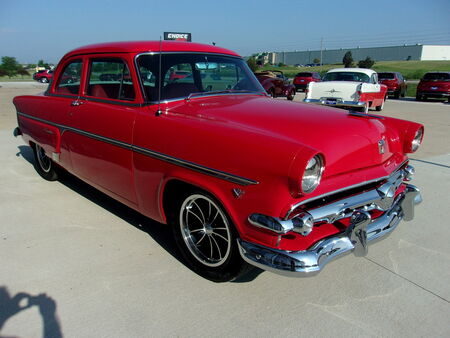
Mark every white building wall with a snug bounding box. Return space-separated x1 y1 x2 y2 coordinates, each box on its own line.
421 45 450 60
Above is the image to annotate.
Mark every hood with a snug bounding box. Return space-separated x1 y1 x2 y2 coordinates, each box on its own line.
164 95 395 177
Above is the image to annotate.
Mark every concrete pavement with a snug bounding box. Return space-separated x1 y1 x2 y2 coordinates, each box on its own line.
1 85 449 337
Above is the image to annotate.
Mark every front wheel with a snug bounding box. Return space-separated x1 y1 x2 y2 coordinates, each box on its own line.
40 77 49 83
33 144 58 181
172 192 248 282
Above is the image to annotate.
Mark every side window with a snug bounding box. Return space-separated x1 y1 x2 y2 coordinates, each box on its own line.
371 74 378 84
87 59 135 101
55 60 82 95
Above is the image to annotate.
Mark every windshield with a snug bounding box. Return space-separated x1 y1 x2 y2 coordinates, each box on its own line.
137 53 265 101
378 73 395 80
423 73 450 81
323 71 370 82
296 72 312 77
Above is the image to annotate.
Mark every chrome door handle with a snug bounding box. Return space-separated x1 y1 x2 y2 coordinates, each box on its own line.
71 100 83 106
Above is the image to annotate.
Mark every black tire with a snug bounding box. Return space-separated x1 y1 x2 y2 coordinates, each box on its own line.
393 90 400 99
40 77 49 83
416 94 422 101
171 190 248 282
376 97 386 111
287 89 295 101
33 144 58 181
269 88 276 98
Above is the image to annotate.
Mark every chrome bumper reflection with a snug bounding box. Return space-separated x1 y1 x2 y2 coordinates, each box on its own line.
304 98 366 108
238 183 422 277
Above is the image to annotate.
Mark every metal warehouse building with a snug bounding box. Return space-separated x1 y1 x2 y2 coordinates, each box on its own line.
270 45 450 65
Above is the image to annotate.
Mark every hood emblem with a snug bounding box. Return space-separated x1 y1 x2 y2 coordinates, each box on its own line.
326 89 340 93
378 140 386 154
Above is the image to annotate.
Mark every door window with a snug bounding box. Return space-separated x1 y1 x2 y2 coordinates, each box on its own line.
55 60 82 95
87 59 136 101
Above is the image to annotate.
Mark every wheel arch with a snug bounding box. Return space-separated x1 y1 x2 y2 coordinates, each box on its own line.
160 176 241 234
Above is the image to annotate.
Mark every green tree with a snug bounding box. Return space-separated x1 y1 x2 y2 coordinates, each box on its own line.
0 56 21 78
17 68 30 78
357 57 375 68
246 57 258 72
38 59 50 69
343 51 353 68
313 58 320 64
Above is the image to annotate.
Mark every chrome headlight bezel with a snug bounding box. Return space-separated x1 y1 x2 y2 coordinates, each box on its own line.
411 128 423 152
301 154 324 194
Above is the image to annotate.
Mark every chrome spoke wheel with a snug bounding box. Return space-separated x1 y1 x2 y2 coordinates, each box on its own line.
36 144 52 173
179 194 232 267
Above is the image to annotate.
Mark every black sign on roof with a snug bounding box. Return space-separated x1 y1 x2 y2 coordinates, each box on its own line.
163 32 192 42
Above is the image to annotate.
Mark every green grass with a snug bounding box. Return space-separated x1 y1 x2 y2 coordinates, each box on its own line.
0 75 34 82
261 60 450 80
406 83 418 98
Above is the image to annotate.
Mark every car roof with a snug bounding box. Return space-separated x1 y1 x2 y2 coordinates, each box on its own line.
63 41 240 58
327 68 376 76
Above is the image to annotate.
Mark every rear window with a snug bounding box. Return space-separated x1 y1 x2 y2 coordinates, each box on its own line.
423 73 450 81
378 73 395 80
296 72 312 77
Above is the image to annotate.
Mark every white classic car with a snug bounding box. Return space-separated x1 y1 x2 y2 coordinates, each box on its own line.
304 68 388 113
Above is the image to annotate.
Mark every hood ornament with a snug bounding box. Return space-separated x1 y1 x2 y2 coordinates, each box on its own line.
326 89 340 93
378 140 386 154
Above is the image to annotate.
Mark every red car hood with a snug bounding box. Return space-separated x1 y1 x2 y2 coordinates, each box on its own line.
165 95 395 177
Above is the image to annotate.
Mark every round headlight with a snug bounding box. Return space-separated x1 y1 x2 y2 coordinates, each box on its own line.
301 155 324 194
411 128 423 152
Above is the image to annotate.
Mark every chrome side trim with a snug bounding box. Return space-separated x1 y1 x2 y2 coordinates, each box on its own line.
238 184 421 277
17 112 258 186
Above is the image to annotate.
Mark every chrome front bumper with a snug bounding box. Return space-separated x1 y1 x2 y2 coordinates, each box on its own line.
238 169 422 277
304 98 365 108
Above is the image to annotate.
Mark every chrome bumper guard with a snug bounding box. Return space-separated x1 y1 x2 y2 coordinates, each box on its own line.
239 167 422 277
304 98 366 108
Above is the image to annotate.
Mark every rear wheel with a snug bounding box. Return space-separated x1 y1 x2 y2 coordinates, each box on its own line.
171 191 248 282
40 77 49 83
376 97 386 111
287 89 295 101
393 90 400 99
33 144 58 181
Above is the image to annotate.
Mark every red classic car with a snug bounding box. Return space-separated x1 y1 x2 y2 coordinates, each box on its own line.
293 71 321 92
416 72 450 102
378 72 407 99
305 68 388 113
13 41 423 282
254 70 296 100
33 69 53 83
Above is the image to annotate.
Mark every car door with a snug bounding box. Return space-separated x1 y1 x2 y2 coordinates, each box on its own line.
65 55 139 205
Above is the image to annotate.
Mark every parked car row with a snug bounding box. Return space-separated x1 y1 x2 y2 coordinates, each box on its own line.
32 69 53 83
14 40 423 282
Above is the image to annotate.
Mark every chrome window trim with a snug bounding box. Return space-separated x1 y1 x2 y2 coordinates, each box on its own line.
17 112 259 186
285 160 408 220
134 52 254 104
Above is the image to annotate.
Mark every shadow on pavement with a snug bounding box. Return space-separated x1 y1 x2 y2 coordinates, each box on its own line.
0 286 62 338
16 145 263 283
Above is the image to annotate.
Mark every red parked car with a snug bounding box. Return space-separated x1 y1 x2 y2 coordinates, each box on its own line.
33 69 53 83
13 41 423 282
254 70 296 100
293 71 321 92
416 72 450 102
378 72 407 99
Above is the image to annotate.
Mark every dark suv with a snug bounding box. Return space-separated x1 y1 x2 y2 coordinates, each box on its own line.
378 72 407 99
416 72 450 102
293 72 321 92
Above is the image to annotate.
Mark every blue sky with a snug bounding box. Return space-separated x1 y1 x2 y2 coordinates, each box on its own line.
1 0 449 63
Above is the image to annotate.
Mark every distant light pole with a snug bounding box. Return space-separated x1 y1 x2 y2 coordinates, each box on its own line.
320 37 323 72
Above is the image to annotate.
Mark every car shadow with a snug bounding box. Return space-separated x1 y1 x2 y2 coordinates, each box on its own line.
16 145 263 283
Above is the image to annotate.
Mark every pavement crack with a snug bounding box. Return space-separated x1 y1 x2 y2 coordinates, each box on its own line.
410 158 450 169
364 256 450 304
